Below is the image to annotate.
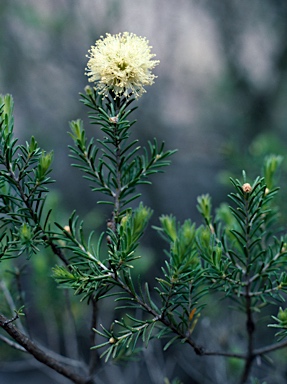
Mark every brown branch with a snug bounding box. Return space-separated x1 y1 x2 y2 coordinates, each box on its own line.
88 298 101 376
48 239 69 266
0 313 93 384
253 339 287 356
203 349 245 359
190 338 287 361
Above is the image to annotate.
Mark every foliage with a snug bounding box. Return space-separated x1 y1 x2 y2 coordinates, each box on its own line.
2 78 287 384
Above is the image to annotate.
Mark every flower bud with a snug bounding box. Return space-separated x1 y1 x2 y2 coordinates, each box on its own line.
64 225 71 233
36 151 53 182
278 307 287 324
107 220 114 230
84 85 93 96
19 223 32 243
109 116 119 124
242 183 252 193
159 215 177 242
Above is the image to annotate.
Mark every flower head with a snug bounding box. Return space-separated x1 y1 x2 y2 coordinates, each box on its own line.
85 32 159 99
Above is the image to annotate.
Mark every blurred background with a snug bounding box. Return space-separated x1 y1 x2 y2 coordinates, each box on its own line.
1 1 287 383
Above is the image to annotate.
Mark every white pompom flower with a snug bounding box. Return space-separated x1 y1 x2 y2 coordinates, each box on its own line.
85 32 159 99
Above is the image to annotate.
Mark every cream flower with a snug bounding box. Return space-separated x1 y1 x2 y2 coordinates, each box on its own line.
85 32 159 99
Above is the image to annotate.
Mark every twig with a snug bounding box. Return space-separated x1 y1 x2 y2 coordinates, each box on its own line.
0 279 26 334
14 266 31 335
203 350 245 359
0 313 93 384
253 339 287 356
0 334 26 352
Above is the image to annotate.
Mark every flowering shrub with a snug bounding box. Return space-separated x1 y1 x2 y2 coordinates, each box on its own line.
1 32 287 384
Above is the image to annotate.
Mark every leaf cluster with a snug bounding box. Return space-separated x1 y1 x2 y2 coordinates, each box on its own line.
69 88 176 213
0 95 53 259
154 216 204 340
196 167 287 311
93 315 158 362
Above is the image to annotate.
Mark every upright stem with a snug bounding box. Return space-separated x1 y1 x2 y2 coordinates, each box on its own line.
88 298 100 376
110 97 123 229
113 133 122 224
240 196 255 384
240 288 255 384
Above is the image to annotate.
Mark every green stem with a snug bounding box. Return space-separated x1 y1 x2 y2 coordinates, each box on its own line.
240 196 255 384
110 96 123 229
113 133 122 225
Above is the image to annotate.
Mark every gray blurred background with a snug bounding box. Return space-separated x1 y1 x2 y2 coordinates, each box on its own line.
1 1 287 383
